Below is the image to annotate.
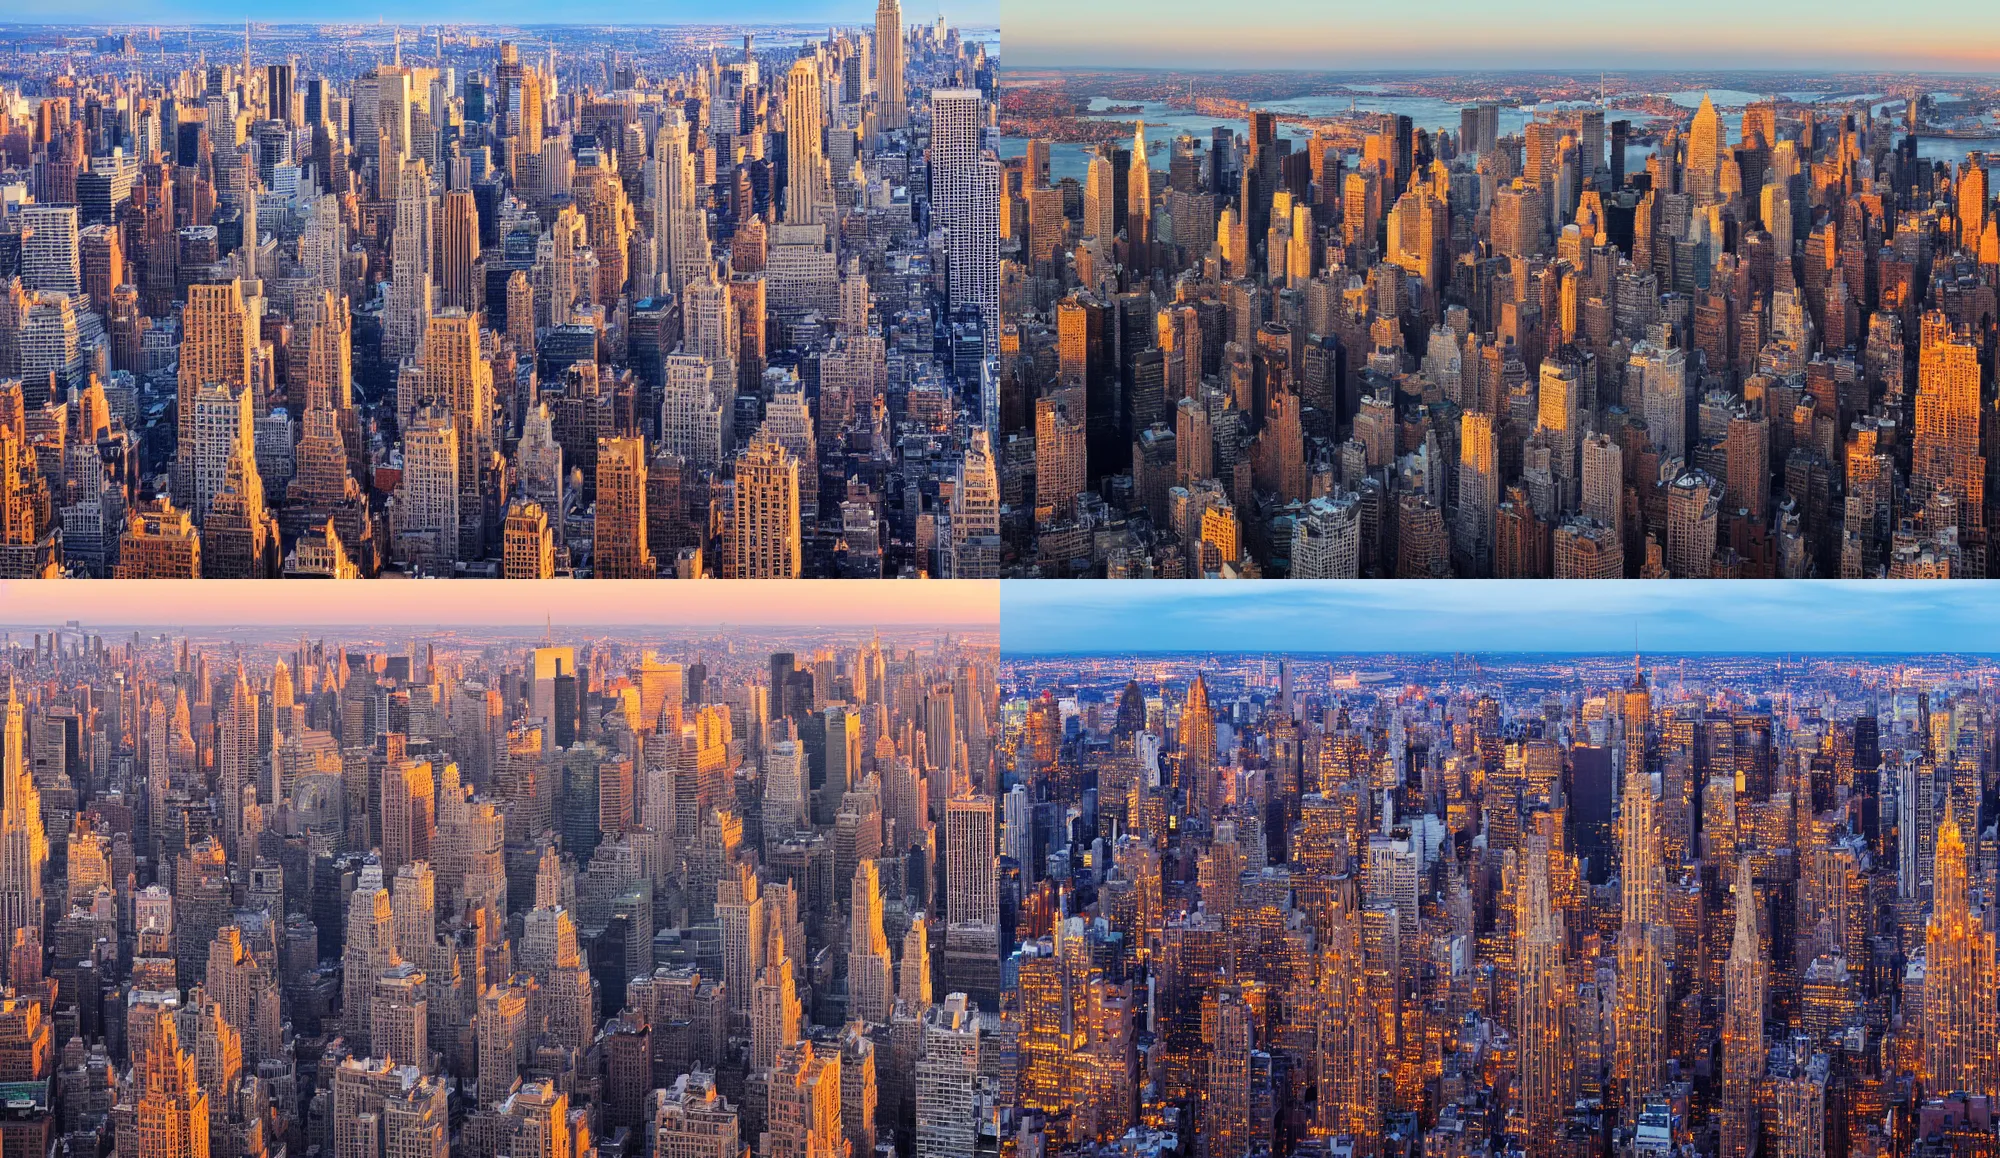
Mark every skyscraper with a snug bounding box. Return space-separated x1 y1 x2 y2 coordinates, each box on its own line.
593 436 656 578
384 157 434 361
915 995 981 1158
728 438 801 579
1913 316 1985 546
944 794 997 930
0 683 44 975
1720 858 1765 1158
933 89 999 352
874 0 906 129
133 1008 209 1158
1924 806 1998 1097
175 280 252 508
19 205 80 295
784 58 831 226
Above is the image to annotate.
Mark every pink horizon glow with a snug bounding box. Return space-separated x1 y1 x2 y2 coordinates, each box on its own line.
0 580 1000 628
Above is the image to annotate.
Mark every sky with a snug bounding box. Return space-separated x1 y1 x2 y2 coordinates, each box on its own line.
16 3 1000 28
0 579 999 629
1002 0 2000 70
1002 581 2000 656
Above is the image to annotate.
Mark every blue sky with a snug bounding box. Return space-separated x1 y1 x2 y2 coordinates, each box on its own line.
1003 0 1997 70
1002 581 2000 655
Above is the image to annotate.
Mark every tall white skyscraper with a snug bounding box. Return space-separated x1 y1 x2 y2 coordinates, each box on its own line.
385 157 434 362
944 794 997 929
932 89 999 354
652 109 710 293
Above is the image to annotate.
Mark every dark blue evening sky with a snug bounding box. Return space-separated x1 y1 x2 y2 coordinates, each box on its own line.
1002 581 2000 656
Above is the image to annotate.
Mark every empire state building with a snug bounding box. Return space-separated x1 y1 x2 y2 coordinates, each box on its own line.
0 681 45 982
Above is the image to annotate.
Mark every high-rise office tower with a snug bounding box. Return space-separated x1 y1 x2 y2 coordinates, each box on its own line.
751 926 802 1071
945 429 1003 577
437 188 480 310
1686 93 1721 202
340 882 395 1052
1631 342 1687 461
370 963 430 1073
764 740 807 839
1615 921 1669 1106
594 436 656 578
874 0 905 129
1206 985 1257 1154
1034 391 1086 523
1581 432 1623 544
384 157 433 361
784 59 830 225
503 501 556 578
301 290 354 411
1456 411 1499 576
899 916 932 1007
652 109 710 293
190 381 254 525
477 979 529 1107
933 89 999 351
418 309 492 515
1924 806 1998 1096
1664 471 1719 579
728 438 801 578
915 995 981 1158
944 795 997 930
19 205 81 295
115 501 202 577
0 684 44 973
1313 907 1378 1153
1913 317 1984 541
1128 121 1152 249
1720 858 1765 1158
1620 756 1661 929
176 280 252 507
1293 494 1362 579
1181 676 1216 815
1515 847 1570 1149
133 1008 209 1158
397 405 460 572
849 859 895 1025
